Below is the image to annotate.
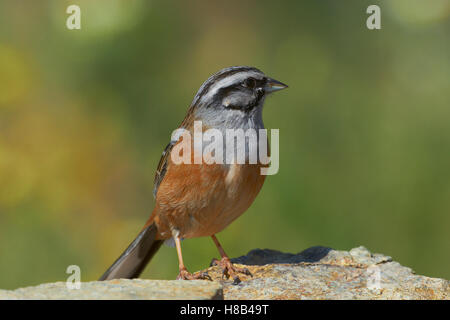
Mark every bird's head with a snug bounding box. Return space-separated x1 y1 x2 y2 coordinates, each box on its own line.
191 66 288 117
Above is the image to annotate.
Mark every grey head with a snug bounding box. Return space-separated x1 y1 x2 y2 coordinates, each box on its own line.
189 66 288 130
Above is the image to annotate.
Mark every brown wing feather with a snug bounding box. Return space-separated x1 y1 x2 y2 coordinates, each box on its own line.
153 141 175 198
153 106 196 198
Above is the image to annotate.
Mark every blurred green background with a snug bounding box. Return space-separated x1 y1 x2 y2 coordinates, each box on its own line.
0 0 449 290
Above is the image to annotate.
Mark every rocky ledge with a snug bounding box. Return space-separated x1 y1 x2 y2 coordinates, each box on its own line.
0 246 448 300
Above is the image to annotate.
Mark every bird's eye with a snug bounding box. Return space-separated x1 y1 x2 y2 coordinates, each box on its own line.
243 77 257 89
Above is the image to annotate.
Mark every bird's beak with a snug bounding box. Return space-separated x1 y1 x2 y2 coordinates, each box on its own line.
265 77 288 93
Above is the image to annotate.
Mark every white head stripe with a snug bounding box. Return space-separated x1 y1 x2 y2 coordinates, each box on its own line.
200 71 263 103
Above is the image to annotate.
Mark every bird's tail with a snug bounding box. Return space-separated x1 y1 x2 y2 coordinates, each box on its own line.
99 222 163 281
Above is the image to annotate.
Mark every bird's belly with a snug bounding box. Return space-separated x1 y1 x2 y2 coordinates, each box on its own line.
153 162 265 239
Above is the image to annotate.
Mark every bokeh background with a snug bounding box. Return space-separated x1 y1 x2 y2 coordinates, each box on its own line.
0 0 449 290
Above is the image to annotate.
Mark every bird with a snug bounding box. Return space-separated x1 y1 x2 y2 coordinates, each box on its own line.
99 66 288 284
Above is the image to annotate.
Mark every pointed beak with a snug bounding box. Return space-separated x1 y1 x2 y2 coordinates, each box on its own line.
265 77 288 93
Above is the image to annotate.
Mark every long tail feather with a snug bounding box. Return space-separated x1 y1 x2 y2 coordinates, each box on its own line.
99 223 163 280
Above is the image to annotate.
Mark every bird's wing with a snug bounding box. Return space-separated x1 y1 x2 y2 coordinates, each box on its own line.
153 108 195 198
153 140 176 198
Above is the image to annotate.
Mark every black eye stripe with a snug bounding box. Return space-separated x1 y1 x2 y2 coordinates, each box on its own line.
191 66 263 106
246 77 266 89
217 85 237 96
244 77 257 88
217 77 266 97
215 80 266 112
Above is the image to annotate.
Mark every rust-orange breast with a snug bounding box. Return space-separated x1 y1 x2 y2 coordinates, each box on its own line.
152 157 266 239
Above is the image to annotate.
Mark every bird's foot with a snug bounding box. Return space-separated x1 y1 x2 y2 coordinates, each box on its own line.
210 257 252 285
176 267 212 281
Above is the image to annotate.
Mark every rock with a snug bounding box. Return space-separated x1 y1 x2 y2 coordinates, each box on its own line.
0 246 448 300
204 246 449 300
0 279 223 300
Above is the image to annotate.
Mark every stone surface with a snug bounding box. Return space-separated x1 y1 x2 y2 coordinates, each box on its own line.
0 279 223 300
0 246 448 300
203 246 449 300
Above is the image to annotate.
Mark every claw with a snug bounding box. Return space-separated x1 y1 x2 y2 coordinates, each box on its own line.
242 268 253 277
211 257 251 284
210 258 219 267
177 267 212 281
200 272 212 281
232 276 241 285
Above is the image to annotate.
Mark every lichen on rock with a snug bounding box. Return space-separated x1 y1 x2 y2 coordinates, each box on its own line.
0 246 448 300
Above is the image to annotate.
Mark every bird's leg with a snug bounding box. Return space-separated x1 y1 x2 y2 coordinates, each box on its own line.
175 237 211 280
210 234 252 284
